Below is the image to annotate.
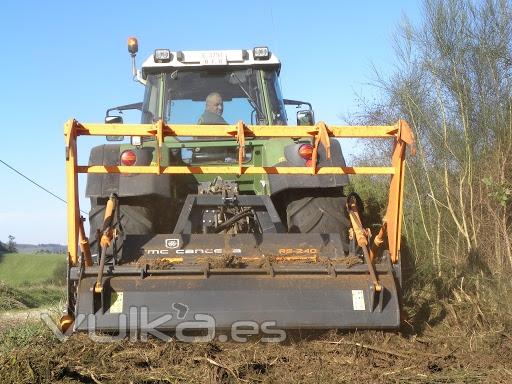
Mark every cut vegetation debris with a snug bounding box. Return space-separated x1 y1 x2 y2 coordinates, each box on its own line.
1 279 511 383
0 323 510 383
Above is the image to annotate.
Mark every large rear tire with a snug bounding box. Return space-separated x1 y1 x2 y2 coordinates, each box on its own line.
284 189 351 252
88 196 168 261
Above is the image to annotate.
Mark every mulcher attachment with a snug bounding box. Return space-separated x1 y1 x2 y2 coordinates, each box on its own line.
72 233 401 332
71 190 400 332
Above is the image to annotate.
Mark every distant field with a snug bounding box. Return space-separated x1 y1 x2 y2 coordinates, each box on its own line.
0 253 66 311
0 253 65 286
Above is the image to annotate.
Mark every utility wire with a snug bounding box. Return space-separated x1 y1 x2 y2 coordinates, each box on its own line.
0 158 88 216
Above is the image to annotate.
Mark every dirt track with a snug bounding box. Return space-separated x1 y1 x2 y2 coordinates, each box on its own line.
1 317 511 383
0 308 46 321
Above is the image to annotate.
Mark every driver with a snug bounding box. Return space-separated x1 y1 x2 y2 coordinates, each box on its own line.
198 92 228 125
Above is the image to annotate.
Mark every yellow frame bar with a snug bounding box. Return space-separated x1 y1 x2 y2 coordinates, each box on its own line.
78 123 400 138
64 119 414 266
77 165 396 175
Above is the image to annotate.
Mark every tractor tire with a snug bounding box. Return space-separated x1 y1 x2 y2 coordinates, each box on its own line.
285 191 351 252
88 197 155 262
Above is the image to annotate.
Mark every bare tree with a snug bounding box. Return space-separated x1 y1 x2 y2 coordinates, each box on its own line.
354 0 512 276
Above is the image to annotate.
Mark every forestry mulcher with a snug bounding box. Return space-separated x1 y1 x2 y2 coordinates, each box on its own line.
60 37 415 335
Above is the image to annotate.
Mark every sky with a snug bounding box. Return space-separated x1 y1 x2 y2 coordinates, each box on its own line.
0 1 421 244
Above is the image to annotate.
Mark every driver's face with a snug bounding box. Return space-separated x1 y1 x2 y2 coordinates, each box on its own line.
207 95 224 115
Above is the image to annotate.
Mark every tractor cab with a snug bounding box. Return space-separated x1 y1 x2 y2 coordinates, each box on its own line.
107 41 315 130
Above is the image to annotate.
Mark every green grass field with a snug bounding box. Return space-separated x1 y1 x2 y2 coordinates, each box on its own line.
0 253 66 286
0 253 66 311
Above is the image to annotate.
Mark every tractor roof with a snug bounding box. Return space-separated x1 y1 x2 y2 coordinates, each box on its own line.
141 48 281 78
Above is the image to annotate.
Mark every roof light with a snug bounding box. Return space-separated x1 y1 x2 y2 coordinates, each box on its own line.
253 46 270 60
121 150 137 166
154 49 172 63
128 37 138 56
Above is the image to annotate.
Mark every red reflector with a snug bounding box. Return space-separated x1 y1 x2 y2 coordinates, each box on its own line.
298 144 313 160
305 159 313 167
121 150 137 166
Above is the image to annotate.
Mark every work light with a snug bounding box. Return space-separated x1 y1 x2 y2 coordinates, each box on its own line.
128 37 138 56
154 49 172 63
253 46 270 60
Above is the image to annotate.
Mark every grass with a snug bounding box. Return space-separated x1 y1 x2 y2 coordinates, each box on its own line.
0 253 66 286
0 284 65 311
0 320 54 353
0 253 66 311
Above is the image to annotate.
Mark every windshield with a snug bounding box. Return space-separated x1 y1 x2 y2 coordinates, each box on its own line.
142 68 287 126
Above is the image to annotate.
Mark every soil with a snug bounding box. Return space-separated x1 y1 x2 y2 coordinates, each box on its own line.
1 314 511 384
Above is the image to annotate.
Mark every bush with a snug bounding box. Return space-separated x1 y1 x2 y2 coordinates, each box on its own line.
48 261 67 286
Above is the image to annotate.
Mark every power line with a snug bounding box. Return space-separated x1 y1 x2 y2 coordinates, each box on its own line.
0 158 88 216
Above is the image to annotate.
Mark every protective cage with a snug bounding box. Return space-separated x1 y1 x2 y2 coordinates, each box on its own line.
62 119 415 333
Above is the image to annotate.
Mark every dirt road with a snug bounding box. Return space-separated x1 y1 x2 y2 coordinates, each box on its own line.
0 307 54 332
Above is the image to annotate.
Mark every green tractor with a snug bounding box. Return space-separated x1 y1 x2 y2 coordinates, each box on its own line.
61 37 413 335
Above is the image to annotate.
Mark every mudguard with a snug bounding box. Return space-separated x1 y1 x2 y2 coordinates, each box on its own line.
85 145 172 198
268 139 349 195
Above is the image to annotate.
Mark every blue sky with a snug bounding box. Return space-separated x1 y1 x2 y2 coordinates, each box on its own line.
0 1 420 244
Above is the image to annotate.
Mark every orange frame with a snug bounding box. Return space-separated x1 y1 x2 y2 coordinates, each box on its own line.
64 119 415 267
